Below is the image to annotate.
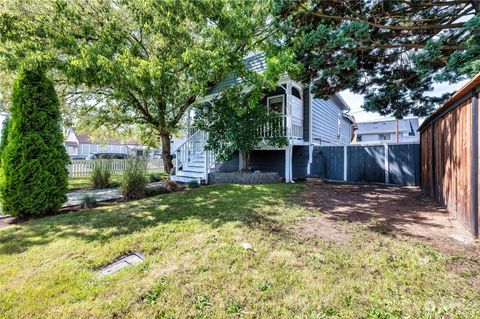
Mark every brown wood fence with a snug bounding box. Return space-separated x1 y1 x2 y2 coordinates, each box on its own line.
419 74 480 236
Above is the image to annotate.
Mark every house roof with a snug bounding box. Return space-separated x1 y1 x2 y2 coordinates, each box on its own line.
207 53 351 112
418 72 480 132
69 129 141 146
356 118 419 135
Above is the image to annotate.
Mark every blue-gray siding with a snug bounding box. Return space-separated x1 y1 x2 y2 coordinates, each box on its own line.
311 144 420 185
217 146 309 180
303 89 310 142
311 99 351 145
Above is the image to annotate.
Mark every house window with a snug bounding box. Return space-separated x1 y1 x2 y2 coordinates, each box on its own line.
357 135 362 142
90 144 98 153
379 133 390 141
267 95 284 114
81 144 90 155
291 86 302 100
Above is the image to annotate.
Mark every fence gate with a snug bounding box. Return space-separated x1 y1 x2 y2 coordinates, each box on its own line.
311 143 420 186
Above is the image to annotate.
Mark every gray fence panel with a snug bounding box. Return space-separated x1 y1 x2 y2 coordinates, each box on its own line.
312 143 420 186
347 145 385 183
388 144 420 186
312 146 344 180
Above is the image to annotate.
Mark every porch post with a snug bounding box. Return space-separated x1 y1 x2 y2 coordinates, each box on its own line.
284 145 294 183
286 81 292 137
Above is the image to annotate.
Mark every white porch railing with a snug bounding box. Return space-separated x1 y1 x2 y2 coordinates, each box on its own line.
258 115 303 140
68 159 164 178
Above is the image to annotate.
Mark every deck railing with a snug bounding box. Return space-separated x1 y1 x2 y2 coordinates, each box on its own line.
258 115 303 140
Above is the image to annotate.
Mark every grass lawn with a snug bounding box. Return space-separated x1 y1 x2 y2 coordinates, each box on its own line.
0 184 478 318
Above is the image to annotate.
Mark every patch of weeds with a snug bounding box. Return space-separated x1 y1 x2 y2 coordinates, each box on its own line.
195 295 212 311
81 194 97 209
225 300 245 316
460 268 478 278
146 185 170 197
197 265 209 273
145 278 169 304
207 235 218 244
258 280 272 292
138 262 151 273
368 218 392 236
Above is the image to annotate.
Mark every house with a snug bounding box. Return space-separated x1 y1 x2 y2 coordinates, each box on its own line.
353 118 420 144
419 73 480 237
64 128 147 159
170 53 356 183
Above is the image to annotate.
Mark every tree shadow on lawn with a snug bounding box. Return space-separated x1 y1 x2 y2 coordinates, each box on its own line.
0 184 297 255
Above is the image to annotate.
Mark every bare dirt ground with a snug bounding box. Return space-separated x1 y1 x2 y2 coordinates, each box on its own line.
296 179 479 258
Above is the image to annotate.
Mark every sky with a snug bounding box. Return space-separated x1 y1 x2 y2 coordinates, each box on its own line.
339 79 469 124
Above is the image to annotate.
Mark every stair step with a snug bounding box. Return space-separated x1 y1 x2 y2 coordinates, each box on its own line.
171 175 203 183
175 171 205 178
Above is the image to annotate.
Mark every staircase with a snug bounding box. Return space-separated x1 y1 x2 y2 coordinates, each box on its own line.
170 131 215 184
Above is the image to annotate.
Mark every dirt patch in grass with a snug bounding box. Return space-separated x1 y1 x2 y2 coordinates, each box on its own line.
295 179 479 256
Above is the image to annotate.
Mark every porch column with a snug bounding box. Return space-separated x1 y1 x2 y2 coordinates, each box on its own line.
284 145 294 183
286 81 293 137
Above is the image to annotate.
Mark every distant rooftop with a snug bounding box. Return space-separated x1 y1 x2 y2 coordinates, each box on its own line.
356 118 419 135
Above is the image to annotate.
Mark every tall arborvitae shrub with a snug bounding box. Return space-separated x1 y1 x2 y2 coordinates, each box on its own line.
0 68 70 217
0 116 10 157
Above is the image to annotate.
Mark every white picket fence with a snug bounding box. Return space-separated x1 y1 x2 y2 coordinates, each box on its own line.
68 159 164 178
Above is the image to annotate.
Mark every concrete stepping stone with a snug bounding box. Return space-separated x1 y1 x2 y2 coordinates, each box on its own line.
97 252 144 277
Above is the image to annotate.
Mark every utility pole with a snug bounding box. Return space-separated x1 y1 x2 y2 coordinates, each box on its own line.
396 119 399 143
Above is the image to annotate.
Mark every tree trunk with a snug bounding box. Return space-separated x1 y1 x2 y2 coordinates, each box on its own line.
241 151 250 172
160 133 173 173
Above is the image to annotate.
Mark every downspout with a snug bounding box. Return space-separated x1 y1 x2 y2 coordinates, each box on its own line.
471 89 478 237
307 86 314 176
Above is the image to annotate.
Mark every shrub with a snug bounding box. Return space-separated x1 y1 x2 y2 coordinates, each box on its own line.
165 180 182 192
81 194 97 209
121 157 148 200
149 173 163 183
0 68 70 217
186 180 200 189
0 116 10 159
91 161 111 189
145 185 170 197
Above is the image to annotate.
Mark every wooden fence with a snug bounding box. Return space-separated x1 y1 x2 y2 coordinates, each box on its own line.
68 159 164 178
311 143 420 186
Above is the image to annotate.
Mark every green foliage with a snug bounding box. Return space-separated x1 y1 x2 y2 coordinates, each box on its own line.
81 194 97 209
195 85 288 171
186 180 200 189
149 173 163 183
90 161 111 189
145 185 170 197
0 0 273 172
273 0 480 118
0 68 70 217
0 116 9 158
121 157 147 200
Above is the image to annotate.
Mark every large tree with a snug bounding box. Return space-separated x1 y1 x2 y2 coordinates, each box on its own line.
273 0 480 118
0 67 70 217
0 0 272 172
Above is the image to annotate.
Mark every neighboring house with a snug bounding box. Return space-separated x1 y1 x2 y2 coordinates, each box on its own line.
171 53 356 183
64 128 146 159
353 118 420 144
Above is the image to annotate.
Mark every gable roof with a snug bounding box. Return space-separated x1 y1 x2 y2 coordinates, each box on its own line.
67 128 141 146
207 53 267 95
356 118 419 135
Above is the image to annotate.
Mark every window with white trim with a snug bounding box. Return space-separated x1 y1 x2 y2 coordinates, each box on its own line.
267 95 284 114
81 144 90 155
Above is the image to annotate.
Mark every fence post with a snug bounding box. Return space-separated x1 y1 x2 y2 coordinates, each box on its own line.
343 145 347 181
384 143 389 184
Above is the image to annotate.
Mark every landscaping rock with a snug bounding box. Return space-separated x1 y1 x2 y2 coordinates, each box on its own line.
209 172 281 184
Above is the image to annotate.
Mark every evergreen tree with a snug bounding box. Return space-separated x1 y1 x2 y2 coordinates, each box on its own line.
0 68 70 217
0 116 9 157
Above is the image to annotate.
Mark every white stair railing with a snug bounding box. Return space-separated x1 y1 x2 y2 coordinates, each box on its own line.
174 130 217 181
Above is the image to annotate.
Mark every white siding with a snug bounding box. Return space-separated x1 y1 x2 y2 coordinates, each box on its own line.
311 98 351 145
291 96 303 126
